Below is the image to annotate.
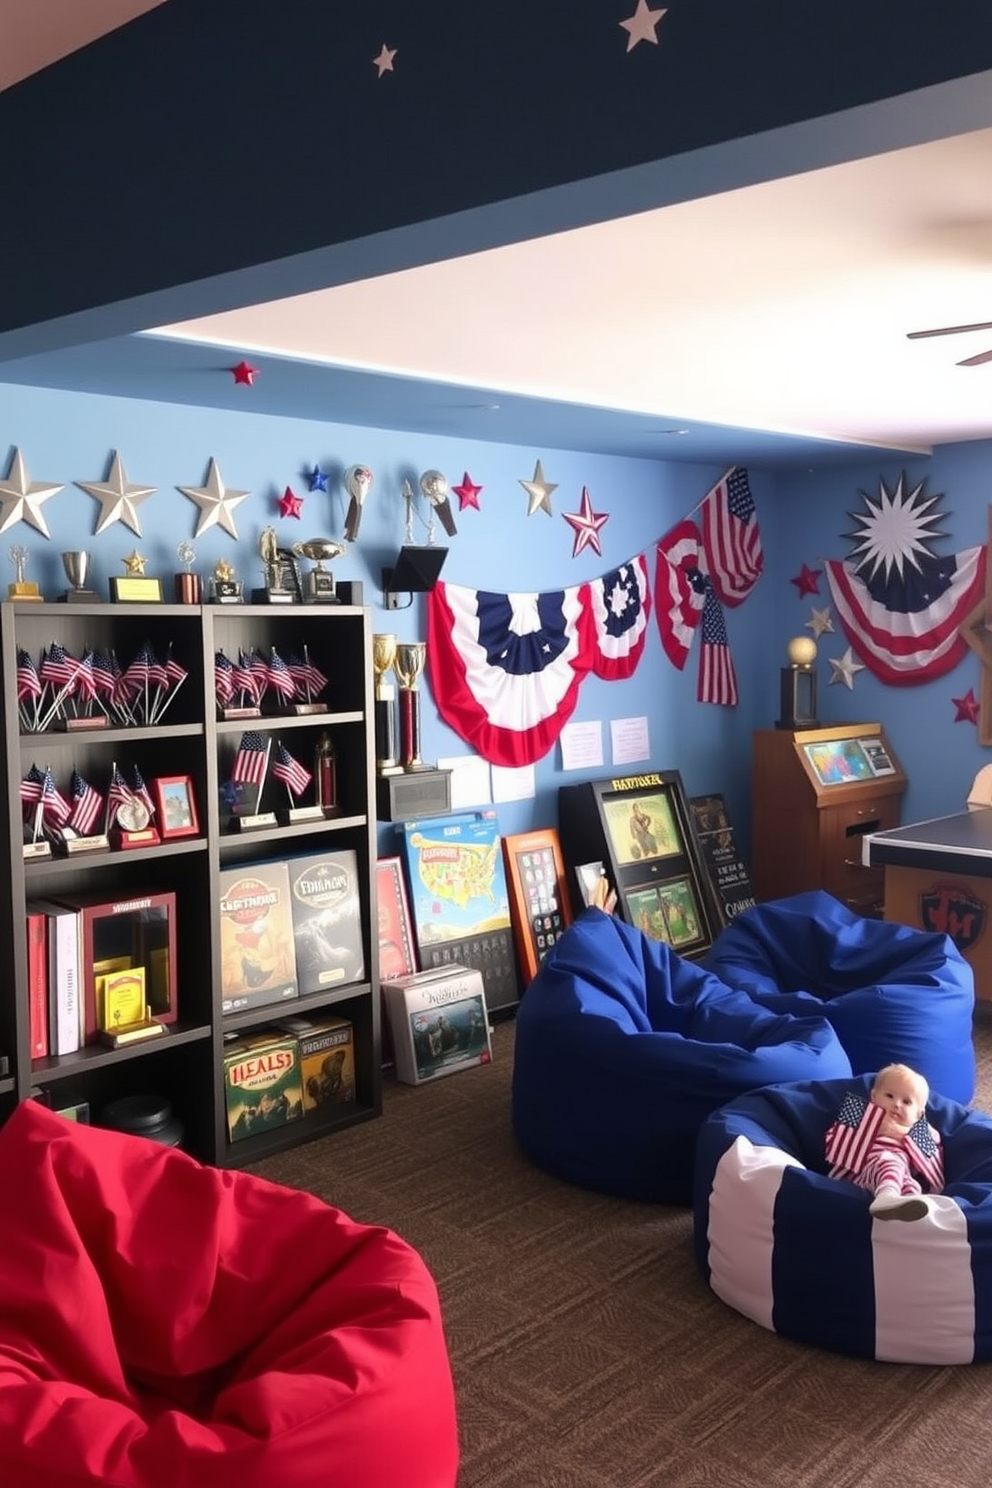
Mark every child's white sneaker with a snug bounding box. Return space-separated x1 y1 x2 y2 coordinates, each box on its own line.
870 1189 929 1222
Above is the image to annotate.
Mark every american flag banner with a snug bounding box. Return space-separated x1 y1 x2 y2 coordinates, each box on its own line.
272 741 312 798
584 556 652 681
232 730 270 786
697 583 738 707
699 466 763 608
825 1088 944 1193
655 519 708 670
68 770 104 837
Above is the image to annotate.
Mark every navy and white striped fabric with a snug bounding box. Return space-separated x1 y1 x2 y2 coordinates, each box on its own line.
694 1075 992 1364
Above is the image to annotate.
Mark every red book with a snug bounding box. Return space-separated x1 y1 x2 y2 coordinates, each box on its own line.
25 910 49 1059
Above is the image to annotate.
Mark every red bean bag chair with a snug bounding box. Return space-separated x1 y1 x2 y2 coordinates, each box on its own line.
0 1101 459 1488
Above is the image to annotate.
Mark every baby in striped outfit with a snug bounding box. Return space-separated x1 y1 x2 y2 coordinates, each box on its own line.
825 1063 944 1222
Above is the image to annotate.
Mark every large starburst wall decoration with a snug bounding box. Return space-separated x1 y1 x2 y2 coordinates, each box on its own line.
844 473 949 581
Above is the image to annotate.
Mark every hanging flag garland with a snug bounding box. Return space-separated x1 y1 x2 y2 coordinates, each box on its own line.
824 474 985 685
583 556 651 680
426 582 594 767
654 518 708 670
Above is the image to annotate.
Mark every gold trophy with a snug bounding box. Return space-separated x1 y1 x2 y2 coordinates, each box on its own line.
8 546 42 601
373 632 401 774
393 641 429 771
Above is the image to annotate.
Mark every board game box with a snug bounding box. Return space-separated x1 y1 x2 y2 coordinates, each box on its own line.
218 861 298 1014
286 850 365 996
278 1013 357 1114
382 964 493 1085
222 1031 305 1142
397 810 520 1012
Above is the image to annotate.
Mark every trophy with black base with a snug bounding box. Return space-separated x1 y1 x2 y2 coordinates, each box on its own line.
209 558 244 604
60 551 99 604
252 527 299 604
293 538 345 603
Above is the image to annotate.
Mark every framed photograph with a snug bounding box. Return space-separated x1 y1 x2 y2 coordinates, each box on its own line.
153 774 200 839
502 828 571 986
376 857 417 982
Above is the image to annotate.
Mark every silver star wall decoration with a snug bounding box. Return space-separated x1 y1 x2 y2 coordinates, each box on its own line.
177 457 250 539
0 448 63 538
828 646 866 690
519 459 558 518
77 450 156 536
806 605 835 639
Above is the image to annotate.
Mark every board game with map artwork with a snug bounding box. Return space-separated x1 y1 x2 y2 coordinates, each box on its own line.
397 810 520 1013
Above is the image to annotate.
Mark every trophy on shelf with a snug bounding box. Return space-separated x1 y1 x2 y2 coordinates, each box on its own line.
8 546 42 602
254 526 299 604
373 632 401 774
777 635 820 730
60 551 98 604
110 551 163 604
174 541 201 604
209 557 243 604
108 762 160 851
394 641 430 771
293 537 345 603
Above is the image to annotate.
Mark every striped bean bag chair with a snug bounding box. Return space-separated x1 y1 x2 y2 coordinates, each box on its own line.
694 1074 992 1363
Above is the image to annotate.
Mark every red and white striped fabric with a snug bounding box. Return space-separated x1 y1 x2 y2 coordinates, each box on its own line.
655 520 707 670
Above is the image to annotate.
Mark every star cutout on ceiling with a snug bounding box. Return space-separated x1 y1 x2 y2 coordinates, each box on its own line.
177 458 250 540
230 360 258 386
76 450 156 537
805 605 834 639
373 44 396 76
620 1 669 52
452 472 483 512
306 465 328 493
519 459 557 518
828 646 866 690
0 447 63 539
563 486 610 559
952 687 981 725
791 563 822 598
278 485 304 519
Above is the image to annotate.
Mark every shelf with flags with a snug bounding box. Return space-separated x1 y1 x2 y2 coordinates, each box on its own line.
15 638 191 734
213 644 329 720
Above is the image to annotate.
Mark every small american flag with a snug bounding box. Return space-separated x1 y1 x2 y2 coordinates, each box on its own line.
825 1088 945 1192
40 641 78 690
272 741 312 799
267 648 298 702
40 767 71 828
697 583 738 707
700 466 763 608
16 649 41 702
232 731 269 785
214 650 236 705
132 764 156 821
20 763 45 806
68 770 104 837
107 764 134 820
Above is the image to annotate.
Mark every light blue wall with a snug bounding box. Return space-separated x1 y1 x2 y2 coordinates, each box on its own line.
2 380 990 862
770 441 992 829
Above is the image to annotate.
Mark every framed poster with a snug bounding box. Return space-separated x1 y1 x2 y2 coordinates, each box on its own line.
376 856 417 982
502 828 572 985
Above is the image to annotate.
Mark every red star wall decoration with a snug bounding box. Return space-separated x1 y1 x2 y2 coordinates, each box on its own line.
953 687 981 724
564 486 609 558
791 563 822 598
278 486 304 519
230 360 259 386
452 472 483 511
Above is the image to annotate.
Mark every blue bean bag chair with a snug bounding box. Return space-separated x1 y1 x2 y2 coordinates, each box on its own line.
511 907 852 1204
706 891 975 1104
694 1074 992 1364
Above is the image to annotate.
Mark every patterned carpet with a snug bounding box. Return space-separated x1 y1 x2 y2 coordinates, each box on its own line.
250 1005 992 1488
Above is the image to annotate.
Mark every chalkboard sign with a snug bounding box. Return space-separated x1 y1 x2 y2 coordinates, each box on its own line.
688 794 756 929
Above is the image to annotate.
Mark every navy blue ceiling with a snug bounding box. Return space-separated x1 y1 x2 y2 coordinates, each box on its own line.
1 0 989 465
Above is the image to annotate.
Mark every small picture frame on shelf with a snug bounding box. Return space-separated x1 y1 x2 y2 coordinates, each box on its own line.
153 775 199 839
376 856 417 982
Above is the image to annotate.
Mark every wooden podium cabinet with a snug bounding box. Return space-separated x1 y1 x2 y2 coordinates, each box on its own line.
751 723 906 915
